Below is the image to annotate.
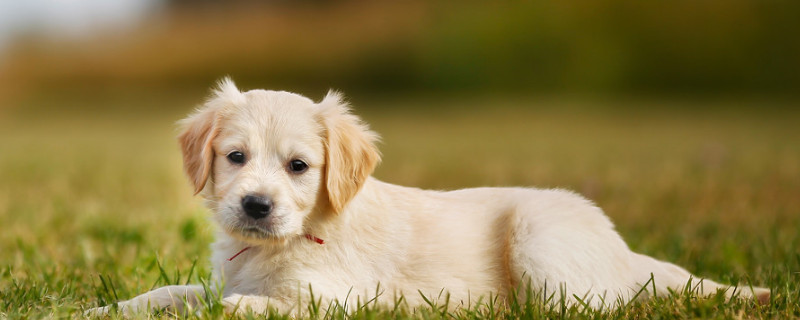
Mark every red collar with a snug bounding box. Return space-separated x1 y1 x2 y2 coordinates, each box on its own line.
304 233 325 245
227 233 324 261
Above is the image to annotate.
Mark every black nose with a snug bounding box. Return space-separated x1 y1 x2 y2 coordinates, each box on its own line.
242 195 273 220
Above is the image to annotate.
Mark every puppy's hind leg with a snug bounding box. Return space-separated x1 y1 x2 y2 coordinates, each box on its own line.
505 190 639 309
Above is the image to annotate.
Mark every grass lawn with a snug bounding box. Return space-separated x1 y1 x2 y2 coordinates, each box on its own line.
1 94 798 318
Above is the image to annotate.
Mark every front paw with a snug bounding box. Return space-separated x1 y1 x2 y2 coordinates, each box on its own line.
84 305 111 317
222 294 286 315
222 294 248 314
84 302 136 317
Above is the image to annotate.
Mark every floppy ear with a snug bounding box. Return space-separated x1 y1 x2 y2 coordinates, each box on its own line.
318 91 381 214
178 78 243 195
178 109 218 195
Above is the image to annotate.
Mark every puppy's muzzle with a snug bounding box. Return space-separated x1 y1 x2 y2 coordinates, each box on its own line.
242 194 273 220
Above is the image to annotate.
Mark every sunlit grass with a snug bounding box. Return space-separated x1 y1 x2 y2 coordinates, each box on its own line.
1 95 798 318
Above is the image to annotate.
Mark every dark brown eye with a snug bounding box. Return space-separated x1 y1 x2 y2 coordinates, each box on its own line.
288 159 308 173
227 151 246 165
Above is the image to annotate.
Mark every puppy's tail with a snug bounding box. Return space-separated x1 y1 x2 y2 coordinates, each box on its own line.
632 253 770 304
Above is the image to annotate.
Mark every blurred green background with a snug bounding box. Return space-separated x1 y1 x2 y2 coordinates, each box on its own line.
1 1 799 317
2 0 800 101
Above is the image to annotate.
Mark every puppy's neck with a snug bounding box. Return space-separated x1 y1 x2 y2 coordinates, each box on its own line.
305 177 390 241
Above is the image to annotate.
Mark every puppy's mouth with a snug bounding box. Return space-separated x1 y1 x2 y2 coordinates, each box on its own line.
239 226 269 238
228 224 278 240
224 217 289 242
216 205 294 242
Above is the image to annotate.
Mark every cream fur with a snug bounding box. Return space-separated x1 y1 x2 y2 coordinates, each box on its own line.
88 79 769 316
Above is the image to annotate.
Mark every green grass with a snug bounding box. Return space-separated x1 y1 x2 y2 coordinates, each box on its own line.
1 95 798 318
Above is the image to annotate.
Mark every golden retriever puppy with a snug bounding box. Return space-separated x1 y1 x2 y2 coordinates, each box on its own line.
89 79 769 315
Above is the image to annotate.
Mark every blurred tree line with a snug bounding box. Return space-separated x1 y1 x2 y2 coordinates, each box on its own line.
0 0 798 101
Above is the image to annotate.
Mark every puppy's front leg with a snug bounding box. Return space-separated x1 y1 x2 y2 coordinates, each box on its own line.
223 294 297 316
87 285 205 316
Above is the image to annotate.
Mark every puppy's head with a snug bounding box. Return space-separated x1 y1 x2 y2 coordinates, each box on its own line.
178 78 380 243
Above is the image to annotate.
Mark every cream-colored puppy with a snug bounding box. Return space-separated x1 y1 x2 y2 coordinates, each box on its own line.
90 79 769 315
